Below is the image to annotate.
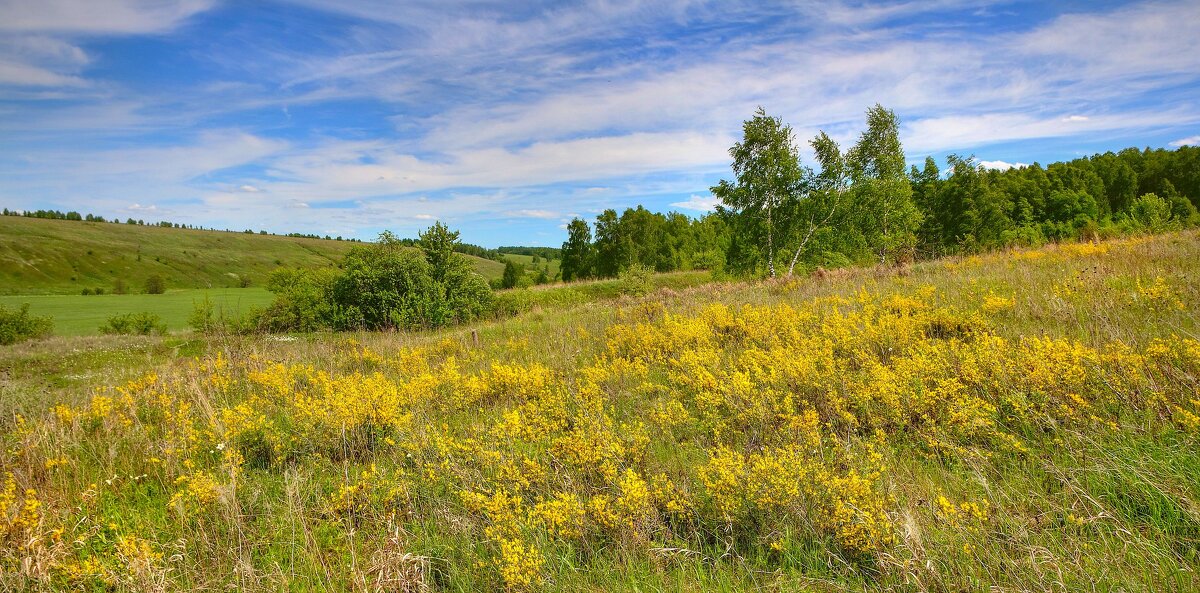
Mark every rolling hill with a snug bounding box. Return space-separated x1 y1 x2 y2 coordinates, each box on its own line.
0 216 506 295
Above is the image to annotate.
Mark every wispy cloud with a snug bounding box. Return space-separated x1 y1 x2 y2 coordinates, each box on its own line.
2 0 1199 245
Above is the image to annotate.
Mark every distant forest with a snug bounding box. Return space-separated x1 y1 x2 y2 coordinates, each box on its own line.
560 106 1199 280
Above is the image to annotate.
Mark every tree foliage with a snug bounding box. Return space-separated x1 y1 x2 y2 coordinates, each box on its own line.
261 224 492 331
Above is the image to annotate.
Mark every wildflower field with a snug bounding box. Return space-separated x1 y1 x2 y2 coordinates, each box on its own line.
2 231 1199 591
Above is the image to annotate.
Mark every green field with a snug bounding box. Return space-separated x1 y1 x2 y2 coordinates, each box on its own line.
0 288 274 336
0 216 506 295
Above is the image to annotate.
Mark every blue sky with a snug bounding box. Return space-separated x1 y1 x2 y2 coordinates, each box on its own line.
1 0 1198 247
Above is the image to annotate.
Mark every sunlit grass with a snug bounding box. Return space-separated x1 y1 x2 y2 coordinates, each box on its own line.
1 230 1197 591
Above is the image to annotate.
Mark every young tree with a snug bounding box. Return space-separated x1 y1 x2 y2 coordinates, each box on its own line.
501 259 523 289
593 209 627 277
560 218 593 282
710 107 805 277
847 104 922 263
783 131 845 276
418 222 460 283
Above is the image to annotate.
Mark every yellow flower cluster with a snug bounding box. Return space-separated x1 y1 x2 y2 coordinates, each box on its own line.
935 494 990 529
1 473 41 549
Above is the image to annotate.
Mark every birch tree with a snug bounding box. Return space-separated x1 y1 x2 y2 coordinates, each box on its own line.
710 107 804 278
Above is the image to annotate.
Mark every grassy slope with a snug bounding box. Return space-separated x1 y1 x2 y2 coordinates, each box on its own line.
0 216 505 295
1 231 1198 591
499 252 562 279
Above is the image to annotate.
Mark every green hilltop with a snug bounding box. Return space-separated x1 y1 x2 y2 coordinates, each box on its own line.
0 216 506 295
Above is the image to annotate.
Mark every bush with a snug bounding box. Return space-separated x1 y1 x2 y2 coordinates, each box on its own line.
618 263 654 296
112 278 128 295
144 274 166 294
328 228 493 330
258 225 494 332
1129 193 1175 232
0 303 53 345
99 312 166 336
258 268 336 332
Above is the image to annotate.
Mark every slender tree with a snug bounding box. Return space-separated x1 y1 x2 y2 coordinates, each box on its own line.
847 104 922 263
560 218 593 282
784 132 845 276
710 107 805 277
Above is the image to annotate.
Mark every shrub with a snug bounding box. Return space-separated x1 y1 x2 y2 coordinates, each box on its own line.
144 274 166 294
99 312 167 336
258 225 493 332
113 278 128 295
238 275 252 288
258 268 337 332
618 263 654 296
0 303 53 345
329 228 493 330
1129 193 1174 232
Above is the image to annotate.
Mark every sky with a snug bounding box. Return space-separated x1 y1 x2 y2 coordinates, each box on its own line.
1 0 1198 247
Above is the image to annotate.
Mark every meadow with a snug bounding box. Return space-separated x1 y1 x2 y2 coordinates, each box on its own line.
1 230 1198 591
0 289 275 336
0 217 505 296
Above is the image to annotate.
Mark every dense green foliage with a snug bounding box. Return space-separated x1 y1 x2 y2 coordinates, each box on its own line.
0 303 53 345
914 149 1200 255
500 259 524 289
562 107 1200 280
143 274 166 295
98 311 167 336
261 224 493 331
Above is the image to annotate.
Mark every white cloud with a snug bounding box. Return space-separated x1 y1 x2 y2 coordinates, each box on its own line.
1170 135 1200 147
903 109 1196 153
670 194 721 212
977 160 1029 171
506 209 558 219
256 131 730 202
1062 115 1089 122
238 184 261 192
0 0 214 34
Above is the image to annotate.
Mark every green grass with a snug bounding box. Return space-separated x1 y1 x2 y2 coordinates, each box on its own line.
0 288 275 336
499 252 561 279
2 231 1199 591
0 216 506 295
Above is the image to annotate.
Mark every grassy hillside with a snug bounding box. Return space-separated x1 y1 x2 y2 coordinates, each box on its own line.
499 252 561 280
0 216 506 295
1 231 1198 591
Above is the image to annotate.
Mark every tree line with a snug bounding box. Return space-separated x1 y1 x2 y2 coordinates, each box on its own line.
1 207 364 242
561 106 1199 279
